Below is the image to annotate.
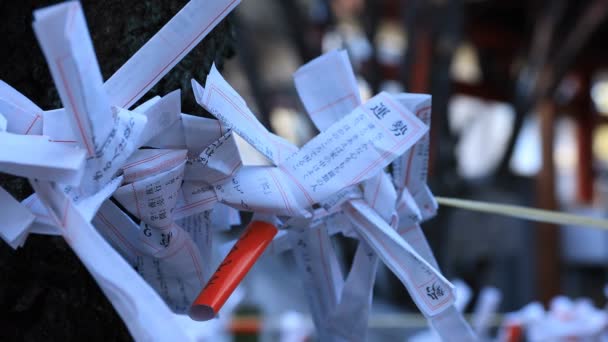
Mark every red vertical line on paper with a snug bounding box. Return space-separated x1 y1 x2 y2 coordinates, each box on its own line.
131 183 142 218
56 58 94 156
23 114 41 135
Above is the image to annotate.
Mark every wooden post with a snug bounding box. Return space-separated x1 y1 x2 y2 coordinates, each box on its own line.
536 99 560 303
408 29 435 175
576 72 594 203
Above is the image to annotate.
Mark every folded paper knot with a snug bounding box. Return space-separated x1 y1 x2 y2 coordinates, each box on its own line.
188 49 475 340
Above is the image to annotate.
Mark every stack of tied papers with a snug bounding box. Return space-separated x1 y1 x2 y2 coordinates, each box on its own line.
0 1 477 341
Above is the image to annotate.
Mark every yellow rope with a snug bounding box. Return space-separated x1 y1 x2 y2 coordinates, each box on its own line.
436 196 608 230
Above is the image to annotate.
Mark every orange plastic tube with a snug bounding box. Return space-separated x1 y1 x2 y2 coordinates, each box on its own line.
189 221 278 321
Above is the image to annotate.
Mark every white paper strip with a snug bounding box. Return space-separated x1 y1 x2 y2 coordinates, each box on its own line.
31 179 191 340
294 50 361 131
0 81 43 135
391 93 431 195
182 114 224 154
136 90 182 147
0 186 35 249
176 210 215 281
428 306 477 341
175 182 218 220
33 1 113 156
329 240 377 342
33 3 148 193
281 92 428 207
287 220 343 341
122 149 188 184
345 199 455 317
114 162 185 228
95 199 207 314
144 114 187 149
193 67 298 165
43 109 78 147
184 131 243 184
0 132 86 185
214 166 310 217
104 0 241 109
0 113 6 132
